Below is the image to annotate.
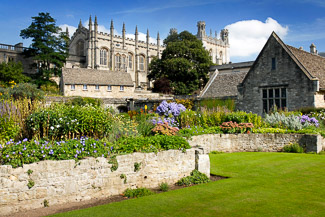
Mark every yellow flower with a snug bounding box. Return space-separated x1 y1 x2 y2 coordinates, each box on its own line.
145 105 147 110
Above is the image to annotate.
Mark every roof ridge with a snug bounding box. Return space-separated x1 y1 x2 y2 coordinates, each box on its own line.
287 45 325 60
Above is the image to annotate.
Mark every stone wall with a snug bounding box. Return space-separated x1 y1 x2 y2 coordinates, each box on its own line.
0 148 209 215
188 133 324 153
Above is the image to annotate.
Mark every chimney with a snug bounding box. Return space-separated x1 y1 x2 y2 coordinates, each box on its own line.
310 43 317 54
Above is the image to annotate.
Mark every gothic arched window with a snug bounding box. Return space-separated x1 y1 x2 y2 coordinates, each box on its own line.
122 55 126 70
128 53 133 70
139 55 145 71
115 54 121 70
100 48 108 65
76 40 84 56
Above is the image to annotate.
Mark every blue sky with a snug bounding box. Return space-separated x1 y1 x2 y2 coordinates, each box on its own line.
0 0 324 62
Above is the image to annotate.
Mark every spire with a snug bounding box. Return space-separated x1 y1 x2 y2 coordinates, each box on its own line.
210 29 212 37
110 19 114 29
123 22 126 33
135 25 138 35
146 29 150 43
122 22 126 49
78 19 82 29
157 32 160 40
94 16 98 26
88 15 92 31
215 31 217 38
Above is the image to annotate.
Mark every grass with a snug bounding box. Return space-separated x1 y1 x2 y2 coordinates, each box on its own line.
51 152 325 217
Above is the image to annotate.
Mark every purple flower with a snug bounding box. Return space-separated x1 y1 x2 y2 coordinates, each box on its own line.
6 155 9 158
93 150 97 153
22 138 28 142
74 154 78 158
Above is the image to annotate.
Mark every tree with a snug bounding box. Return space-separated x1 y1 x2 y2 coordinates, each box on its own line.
20 12 69 80
148 31 212 95
0 61 30 87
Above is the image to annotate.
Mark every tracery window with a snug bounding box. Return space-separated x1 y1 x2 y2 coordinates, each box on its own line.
122 55 126 70
139 55 145 71
76 40 84 56
100 49 108 65
115 54 121 70
128 53 133 69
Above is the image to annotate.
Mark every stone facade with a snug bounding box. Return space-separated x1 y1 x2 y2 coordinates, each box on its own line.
189 133 324 153
0 148 210 215
66 17 164 89
196 21 230 64
0 43 35 74
237 32 325 115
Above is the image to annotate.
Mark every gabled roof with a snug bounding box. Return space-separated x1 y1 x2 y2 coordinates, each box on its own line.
287 46 325 88
62 68 134 86
241 32 325 88
200 69 248 98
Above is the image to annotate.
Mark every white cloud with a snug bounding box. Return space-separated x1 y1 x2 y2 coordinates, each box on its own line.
225 17 288 59
125 32 157 44
59 24 77 38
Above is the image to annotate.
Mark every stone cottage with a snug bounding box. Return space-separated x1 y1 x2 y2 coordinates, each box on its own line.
237 32 325 115
61 68 134 98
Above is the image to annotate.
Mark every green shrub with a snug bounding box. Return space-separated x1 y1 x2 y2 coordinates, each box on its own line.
40 81 59 95
224 111 263 128
26 104 115 140
135 113 156 137
220 122 254 134
159 182 169 192
199 98 235 111
0 115 20 141
178 126 223 137
123 188 154 198
283 143 304 153
0 83 44 101
176 170 210 186
66 96 102 107
115 135 190 154
265 112 303 130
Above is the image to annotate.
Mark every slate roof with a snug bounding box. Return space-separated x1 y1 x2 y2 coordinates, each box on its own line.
287 46 325 89
200 70 248 98
62 68 134 86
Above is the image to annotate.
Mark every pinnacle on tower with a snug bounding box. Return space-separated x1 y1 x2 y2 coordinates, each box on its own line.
135 25 138 35
122 22 126 33
78 19 82 29
88 15 92 30
110 19 114 29
157 32 160 40
146 29 149 39
94 16 98 26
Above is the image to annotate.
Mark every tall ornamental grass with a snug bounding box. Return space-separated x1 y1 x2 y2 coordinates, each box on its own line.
0 99 43 141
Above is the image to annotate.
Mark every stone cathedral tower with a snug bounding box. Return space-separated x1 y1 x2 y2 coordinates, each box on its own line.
196 21 230 65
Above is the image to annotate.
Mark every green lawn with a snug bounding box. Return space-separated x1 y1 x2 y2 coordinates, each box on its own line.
52 153 325 217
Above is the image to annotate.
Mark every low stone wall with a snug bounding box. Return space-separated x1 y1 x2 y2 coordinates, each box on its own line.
0 148 209 215
189 133 324 153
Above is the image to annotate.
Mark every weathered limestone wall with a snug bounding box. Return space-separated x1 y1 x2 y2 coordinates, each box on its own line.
189 134 324 153
0 149 209 215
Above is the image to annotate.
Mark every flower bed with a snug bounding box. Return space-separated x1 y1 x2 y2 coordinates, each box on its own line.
0 135 190 168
